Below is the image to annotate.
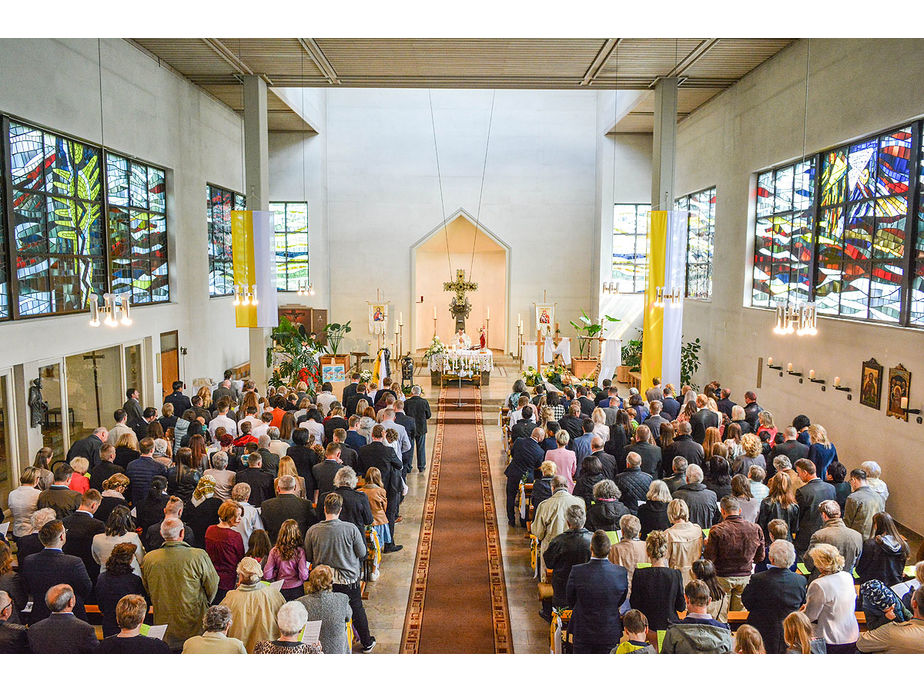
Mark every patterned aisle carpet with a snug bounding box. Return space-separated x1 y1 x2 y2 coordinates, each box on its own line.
400 384 513 653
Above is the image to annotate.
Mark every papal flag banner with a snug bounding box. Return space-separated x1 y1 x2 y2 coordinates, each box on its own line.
231 210 278 329
641 210 688 391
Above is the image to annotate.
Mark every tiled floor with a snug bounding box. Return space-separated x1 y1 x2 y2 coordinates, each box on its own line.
363 365 549 654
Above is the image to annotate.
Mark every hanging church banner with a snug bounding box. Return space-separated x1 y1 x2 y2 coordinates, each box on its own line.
231 210 278 329
641 210 688 390
536 304 555 337
369 303 389 334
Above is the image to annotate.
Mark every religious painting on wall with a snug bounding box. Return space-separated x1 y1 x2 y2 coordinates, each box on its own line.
886 363 911 421
859 358 883 410
369 303 388 334
536 304 555 337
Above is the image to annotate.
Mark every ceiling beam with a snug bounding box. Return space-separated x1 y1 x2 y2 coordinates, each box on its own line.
298 38 341 85
650 38 719 87
201 38 254 76
580 38 621 86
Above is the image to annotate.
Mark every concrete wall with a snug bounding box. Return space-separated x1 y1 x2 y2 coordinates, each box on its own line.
270 88 603 356
0 39 248 465
674 38 924 534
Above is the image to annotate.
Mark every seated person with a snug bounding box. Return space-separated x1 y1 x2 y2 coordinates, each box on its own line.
98 594 170 654
659 580 733 654
610 609 655 654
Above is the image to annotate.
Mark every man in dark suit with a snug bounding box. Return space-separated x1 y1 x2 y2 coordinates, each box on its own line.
373 377 397 407
261 475 315 539
741 539 807 653
333 429 359 470
543 505 592 608
590 437 618 481
345 384 373 418
690 396 720 444
123 388 145 430
666 421 705 469
287 429 321 489
768 427 810 477
510 405 538 443
358 425 403 552
211 380 236 409
505 428 545 526
62 489 105 582
716 389 736 419
576 386 596 417
323 405 350 447
393 400 417 476
88 443 124 491
615 453 654 513
235 452 276 506
21 521 93 624
642 400 670 441
125 438 169 507
26 584 99 654
623 426 662 478
313 443 346 500
404 386 432 472
743 391 763 431
558 403 585 441
164 381 192 418
256 436 280 476
66 427 107 470
341 372 361 406
37 463 82 519
565 531 628 653
321 467 374 538
142 495 196 551
794 458 836 551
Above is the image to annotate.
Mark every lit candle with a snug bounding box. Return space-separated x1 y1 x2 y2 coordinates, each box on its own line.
809 369 815 379
486 305 490 320
767 357 773 366
901 396 909 410
517 313 521 327
834 376 841 387
433 306 437 320
787 362 793 372
399 312 403 324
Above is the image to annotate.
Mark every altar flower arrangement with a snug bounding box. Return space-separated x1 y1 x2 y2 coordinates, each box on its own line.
266 317 321 393
424 335 446 359
522 366 542 387
358 369 373 383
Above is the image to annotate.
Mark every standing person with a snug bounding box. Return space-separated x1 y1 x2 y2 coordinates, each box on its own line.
263 519 311 601
220 557 286 653
7 467 42 540
94 545 147 639
66 427 108 470
806 424 838 483
802 500 863 582
125 438 169 508
741 540 807 653
844 468 885 539
757 472 800 543
392 400 417 475
614 452 653 514
164 381 192 419
98 594 170 654
357 425 403 552
505 428 545 527
181 605 247 654
793 459 836 552
205 501 246 604
803 543 859 653
664 498 704 585
26 584 99 654
61 489 105 582
672 464 720 529
21 520 93 624
565 530 629 654
855 512 909 586
123 388 145 433
360 468 391 558
36 464 82 519
142 517 219 651
542 505 592 609
742 391 763 431
235 452 276 506
303 493 376 653
783 611 827 654
629 530 686 632
296 564 353 654
659 580 733 654
703 496 765 611
261 476 315 541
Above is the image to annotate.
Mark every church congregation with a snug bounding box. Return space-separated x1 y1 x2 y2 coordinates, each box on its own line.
0 12 923 665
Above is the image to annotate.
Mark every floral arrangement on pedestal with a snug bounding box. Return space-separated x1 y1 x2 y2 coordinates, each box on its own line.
543 364 568 389
423 335 446 359
266 317 321 392
522 366 542 387
358 369 374 383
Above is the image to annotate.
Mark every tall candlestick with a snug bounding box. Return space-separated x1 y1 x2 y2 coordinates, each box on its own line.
486 305 490 320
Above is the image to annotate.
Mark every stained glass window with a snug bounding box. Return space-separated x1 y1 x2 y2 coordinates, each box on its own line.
751 160 815 308
9 122 105 317
270 202 309 292
911 132 924 326
207 185 245 297
106 153 169 305
0 146 7 320
814 127 912 323
612 203 650 293
677 187 717 300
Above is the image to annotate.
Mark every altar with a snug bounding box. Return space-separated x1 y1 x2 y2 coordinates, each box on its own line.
428 349 493 386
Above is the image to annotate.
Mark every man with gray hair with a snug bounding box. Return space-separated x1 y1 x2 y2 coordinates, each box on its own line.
673 463 720 529
768 426 809 476
323 466 374 539
142 516 219 651
802 499 863 581
0 589 29 653
379 407 412 458
27 584 99 653
590 435 617 480
664 456 688 495
260 476 314 539
742 539 808 652
256 434 280 476
704 496 765 611
66 426 108 470
542 504 592 610
532 475 585 576
403 385 432 472
614 452 653 512
665 420 704 468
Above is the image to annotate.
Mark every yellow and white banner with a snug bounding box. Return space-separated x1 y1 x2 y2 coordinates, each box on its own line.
231 210 278 328
641 210 687 390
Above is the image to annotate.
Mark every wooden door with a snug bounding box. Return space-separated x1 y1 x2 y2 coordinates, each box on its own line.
160 331 179 400
311 309 328 346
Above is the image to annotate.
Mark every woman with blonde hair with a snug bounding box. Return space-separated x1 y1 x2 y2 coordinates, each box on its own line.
529 460 558 513
783 611 826 653
113 432 140 468
67 457 90 493
360 467 391 552
736 433 766 476
274 456 307 499
803 543 859 653
295 565 353 654
807 424 838 481
734 624 766 654
629 530 686 631
96 473 132 523
591 407 609 442
196 385 213 411
732 474 760 523
702 427 722 459
757 411 778 445
757 471 799 541
263 519 310 601
638 480 671 538
664 498 704 584
7 467 41 538
543 429 577 492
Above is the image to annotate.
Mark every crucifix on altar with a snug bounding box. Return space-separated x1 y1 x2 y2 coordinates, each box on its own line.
443 269 478 333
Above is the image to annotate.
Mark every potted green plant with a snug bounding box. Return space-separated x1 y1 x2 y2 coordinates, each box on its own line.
680 337 702 390
569 310 619 378
619 332 643 382
322 321 352 356
266 317 321 392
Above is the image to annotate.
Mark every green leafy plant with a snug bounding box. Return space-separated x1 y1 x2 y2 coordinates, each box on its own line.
569 310 620 357
680 337 702 390
322 320 352 355
621 331 643 370
266 317 320 391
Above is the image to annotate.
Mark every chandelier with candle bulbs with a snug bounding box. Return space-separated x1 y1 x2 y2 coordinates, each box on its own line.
89 293 132 328
772 302 817 336
296 281 315 297
232 284 259 307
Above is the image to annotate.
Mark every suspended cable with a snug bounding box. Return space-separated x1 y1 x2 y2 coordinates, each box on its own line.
469 90 496 280
801 39 811 163
428 90 453 281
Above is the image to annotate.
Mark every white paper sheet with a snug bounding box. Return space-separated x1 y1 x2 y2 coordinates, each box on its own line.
0 522 9 537
269 579 284 592
146 624 168 640
299 620 322 643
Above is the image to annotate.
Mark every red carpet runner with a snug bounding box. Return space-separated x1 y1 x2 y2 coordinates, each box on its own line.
400 384 512 653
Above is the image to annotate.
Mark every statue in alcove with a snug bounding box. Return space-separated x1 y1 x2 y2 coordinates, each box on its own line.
29 378 48 428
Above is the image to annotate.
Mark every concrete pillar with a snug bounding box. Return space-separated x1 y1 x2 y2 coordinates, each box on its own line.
651 77 678 211
242 75 271 391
